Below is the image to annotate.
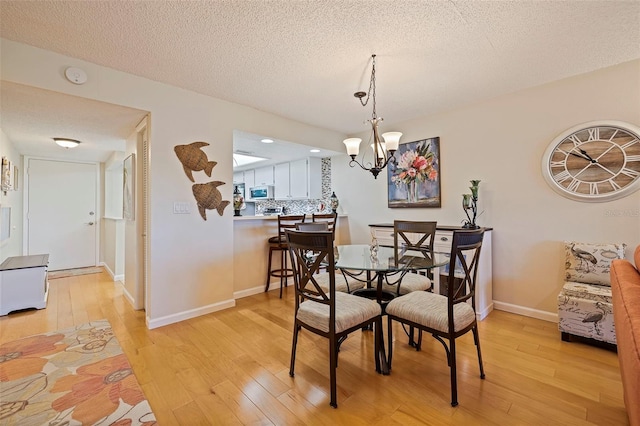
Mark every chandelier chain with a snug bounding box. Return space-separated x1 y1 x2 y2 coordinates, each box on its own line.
358 55 377 120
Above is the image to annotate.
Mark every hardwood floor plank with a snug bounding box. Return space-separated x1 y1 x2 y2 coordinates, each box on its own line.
0 272 629 425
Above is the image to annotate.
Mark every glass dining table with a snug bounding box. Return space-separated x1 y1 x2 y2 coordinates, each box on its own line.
334 244 449 374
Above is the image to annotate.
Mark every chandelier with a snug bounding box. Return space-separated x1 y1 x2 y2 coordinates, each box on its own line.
343 54 402 179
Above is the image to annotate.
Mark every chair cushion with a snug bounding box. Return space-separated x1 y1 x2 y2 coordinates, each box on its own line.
313 272 366 293
386 291 476 333
297 292 381 333
381 273 431 296
560 281 612 304
565 241 625 286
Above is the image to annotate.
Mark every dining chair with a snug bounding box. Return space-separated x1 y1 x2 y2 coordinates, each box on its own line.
382 220 437 296
286 229 382 408
264 214 306 298
312 212 338 239
296 220 365 293
385 228 486 407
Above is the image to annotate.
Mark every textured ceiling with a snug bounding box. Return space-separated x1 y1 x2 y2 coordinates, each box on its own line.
1 1 639 161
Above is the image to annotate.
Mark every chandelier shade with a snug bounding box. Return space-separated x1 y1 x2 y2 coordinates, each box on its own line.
343 54 402 179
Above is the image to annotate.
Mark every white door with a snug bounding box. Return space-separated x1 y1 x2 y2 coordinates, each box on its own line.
27 159 98 271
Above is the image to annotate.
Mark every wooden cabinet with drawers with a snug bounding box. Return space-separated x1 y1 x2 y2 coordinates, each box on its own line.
369 224 493 320
0 254 49 316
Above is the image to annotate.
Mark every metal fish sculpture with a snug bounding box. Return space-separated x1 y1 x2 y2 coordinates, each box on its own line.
192 181 230 220
174 142 217 182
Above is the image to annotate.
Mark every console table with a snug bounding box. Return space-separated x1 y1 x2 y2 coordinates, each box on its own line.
369 224 493 320
0 254 49 316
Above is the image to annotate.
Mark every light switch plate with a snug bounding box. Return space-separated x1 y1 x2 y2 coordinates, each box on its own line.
173 202 190 214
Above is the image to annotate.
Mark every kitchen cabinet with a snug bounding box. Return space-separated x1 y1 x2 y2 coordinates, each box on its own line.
274 158 322 200
254 166 274 186
0 254 49 316
369 224 493 320
234 170 255 188
243 169 255 189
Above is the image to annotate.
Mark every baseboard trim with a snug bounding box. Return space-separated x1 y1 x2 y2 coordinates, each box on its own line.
120 283 136 308
494 300 558 323
477 302 494 320
147 299 236 329
235 284 283 299
100 262 124 283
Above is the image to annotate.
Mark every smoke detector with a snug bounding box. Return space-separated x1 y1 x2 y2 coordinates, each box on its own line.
64 67 87 85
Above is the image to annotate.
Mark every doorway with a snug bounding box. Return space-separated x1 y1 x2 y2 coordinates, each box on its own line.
25 158 99 271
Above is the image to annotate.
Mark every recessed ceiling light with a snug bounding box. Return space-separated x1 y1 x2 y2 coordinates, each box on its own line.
53 138 81 148
310 149 320 153
260 138 274 144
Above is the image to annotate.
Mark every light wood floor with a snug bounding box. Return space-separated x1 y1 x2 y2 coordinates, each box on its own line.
0 271 628 425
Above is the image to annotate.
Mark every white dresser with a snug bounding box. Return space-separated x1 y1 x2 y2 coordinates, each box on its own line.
369 224 493 320
0 254 49 316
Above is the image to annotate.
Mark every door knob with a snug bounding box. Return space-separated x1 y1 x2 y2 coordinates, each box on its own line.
87 222 94 226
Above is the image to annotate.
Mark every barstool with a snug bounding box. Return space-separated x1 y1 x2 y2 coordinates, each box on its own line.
265 214 305 298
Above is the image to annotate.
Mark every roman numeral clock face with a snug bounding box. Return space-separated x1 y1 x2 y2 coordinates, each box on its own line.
542 121 640 202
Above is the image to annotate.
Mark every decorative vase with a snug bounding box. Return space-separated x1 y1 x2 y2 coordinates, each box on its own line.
407 180 419 203
233 186 243 217
330 191 339 213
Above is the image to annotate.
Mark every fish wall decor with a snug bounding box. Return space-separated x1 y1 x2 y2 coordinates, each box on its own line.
192 181 230 220
174 141 217 182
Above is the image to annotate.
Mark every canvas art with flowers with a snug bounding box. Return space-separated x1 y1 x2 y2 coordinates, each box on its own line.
387 137 441 207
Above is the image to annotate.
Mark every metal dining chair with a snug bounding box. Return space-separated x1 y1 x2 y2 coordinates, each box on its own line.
264 214 305 298
286 229 383 408
295 222 365 294
386 228 486 407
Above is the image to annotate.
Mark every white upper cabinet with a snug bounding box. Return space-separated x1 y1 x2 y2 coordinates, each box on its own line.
243 169 255 189
233 172 244 184
274 163 290 199
254 165 274 186
274 157 322 200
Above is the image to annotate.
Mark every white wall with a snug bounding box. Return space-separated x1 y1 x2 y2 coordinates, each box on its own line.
333 59 640 319
1 39 346 328
0 130 23 260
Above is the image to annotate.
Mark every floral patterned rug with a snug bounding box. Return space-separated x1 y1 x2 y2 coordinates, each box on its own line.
0 319 156 425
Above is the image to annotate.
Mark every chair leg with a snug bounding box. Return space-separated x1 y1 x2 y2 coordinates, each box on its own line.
279 248 284 299
329 336 338 408
449 338 458 407
374 317 382 374
265 246 274 292
472 326 486 379
386 316 394 370
290 324 300 377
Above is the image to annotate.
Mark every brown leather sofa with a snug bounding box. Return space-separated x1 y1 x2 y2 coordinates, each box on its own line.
610 245 640 426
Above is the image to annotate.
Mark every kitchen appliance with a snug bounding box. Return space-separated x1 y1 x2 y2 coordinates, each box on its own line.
262 207 283 216
249 185 275 200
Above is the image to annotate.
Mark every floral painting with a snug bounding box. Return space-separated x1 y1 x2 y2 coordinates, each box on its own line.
387 137 441 208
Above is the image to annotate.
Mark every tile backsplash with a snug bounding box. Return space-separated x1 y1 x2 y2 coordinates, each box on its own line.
255 158 337 215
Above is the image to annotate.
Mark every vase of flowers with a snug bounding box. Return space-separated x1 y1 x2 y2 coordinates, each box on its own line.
391 140 438 203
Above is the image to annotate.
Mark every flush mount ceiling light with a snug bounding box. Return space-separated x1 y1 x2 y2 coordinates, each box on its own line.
343 54 402 179
53 138 81 148
260 138 274 144
310 149 320 153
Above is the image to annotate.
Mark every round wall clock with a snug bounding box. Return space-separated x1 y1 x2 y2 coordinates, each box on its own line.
542 120 640 202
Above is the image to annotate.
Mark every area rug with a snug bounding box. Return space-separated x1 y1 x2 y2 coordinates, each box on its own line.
0 319 157 425
48 266 104 280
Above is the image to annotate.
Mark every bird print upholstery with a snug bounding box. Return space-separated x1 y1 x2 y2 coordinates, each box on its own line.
558 241 626 345
565 242 626 286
